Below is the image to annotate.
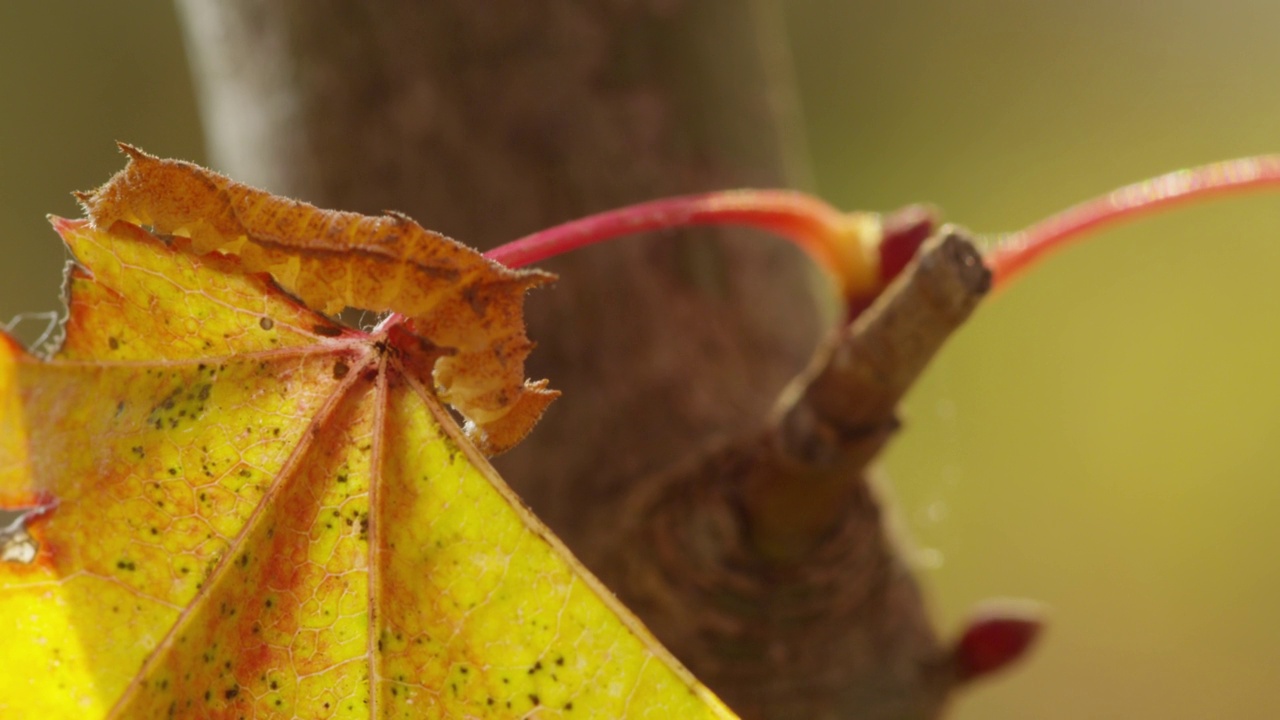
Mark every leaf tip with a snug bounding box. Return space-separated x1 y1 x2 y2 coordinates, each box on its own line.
70 191 96 218
467 380 560 456
115 141 149 161
521 266 557 289
46 214 78 234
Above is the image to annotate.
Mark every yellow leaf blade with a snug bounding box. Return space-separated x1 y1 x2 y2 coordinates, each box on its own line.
373 368 735 718
2 152 740 719
1 223 356 716
111 356 378 718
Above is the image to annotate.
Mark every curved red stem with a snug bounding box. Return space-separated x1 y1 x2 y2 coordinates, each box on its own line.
445 157 1280 333
484 190 848 271
986 156 1280 288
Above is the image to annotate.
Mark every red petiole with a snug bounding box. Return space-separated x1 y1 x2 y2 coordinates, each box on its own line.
984 156 1280 286
484 156 1280 314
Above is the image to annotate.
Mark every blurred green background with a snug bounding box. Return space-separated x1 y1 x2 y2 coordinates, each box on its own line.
3 2 1279 718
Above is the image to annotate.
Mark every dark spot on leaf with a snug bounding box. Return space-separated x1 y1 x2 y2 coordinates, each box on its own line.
225 686 238 700
108 336 119 350
259 317 274 331
332 360 350 380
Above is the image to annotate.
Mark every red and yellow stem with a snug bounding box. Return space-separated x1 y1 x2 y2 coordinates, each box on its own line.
485 156 1280 316
485 190 883 302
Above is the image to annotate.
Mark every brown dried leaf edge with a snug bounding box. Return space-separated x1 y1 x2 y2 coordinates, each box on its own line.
76 143 556 454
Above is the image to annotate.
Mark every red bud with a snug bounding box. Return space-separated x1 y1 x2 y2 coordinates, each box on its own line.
953 600 1044 684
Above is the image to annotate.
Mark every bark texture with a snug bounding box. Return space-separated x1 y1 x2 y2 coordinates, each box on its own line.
607 231 991 720
178 0 820 549
177 2 989 717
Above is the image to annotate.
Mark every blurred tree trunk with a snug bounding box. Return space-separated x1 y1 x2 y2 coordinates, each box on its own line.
178 0 820 541
177 2 952 718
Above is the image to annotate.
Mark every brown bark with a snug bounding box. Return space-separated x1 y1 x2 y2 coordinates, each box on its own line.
607 231 990 720
176 2 990 717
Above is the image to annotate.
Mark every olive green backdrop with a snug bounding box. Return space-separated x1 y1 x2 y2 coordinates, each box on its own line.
3 2 1278 718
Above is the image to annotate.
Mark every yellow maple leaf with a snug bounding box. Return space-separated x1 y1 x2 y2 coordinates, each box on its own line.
0 148 737 719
